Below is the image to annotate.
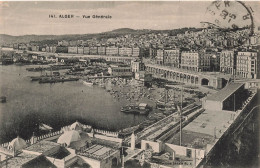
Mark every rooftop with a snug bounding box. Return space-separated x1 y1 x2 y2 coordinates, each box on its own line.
24 140 60 154
184 109 233 138
206 83 244 102
166 130 214 149
78 144 116 160
167 109 232 149
3 152 38 167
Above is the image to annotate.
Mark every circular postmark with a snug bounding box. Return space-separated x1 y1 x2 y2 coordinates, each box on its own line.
201 1 255 46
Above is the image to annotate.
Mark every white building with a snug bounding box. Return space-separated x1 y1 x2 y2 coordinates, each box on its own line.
236 51 260 79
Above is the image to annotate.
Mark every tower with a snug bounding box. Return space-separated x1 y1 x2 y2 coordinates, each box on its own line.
130 132 135 150
30 132 37 145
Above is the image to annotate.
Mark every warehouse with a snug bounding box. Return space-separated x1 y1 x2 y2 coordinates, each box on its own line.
203 83 247 111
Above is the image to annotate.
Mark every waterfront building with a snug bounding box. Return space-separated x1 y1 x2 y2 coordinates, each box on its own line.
31 46 39 52
132 47 140 57
236 51 260 79
209 52 220 72
106 47 119 56
149 47 157 59
97 46 106 55
77 46 84 54
119 47 132 57
220 50 236 75
156 49 164 65
203 83 246 111
45 46 50 52
83 46 90 55
89 46 98 55
45 55 57 62
68 46 78 54
135 71 153 86
163 49 180 68
139 47 149 58
108 64 133 77
56 46 69 53
131 60 145 73
50 46 57 53
181 50 210 72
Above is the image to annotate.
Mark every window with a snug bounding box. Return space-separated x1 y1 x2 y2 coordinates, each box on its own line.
186 149 192 158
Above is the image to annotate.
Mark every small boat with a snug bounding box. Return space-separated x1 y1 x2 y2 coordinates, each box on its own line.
83 80 94 86
121 103 151 115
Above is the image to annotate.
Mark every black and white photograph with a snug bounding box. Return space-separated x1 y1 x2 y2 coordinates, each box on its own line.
0 0 259 167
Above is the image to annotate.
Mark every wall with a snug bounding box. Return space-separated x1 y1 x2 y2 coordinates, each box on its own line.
46 156 65 167
94 129 118 138
100 151 121 168
141 140 163 153
94 134 122 144
78 155 101 168
164 143 205 160
203 100 222 111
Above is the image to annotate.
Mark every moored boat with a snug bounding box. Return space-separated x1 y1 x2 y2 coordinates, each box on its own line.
121 103 151 115
83 80 94 86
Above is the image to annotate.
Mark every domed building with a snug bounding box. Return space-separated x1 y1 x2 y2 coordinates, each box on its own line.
8 136 27 151
70 121 82 131
57 130 81 147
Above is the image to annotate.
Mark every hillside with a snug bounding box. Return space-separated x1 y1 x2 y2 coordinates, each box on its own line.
0 27 202 46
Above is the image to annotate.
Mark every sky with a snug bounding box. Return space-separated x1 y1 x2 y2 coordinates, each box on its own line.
0 1 259 36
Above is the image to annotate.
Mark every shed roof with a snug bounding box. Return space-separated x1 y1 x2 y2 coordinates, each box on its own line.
206 83 244 102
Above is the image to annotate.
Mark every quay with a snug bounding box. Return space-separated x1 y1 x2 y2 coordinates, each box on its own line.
126 82 258 168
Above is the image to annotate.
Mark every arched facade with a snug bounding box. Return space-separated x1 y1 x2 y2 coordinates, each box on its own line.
145 64 223 89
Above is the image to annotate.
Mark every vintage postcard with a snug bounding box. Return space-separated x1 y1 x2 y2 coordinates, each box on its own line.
0 1 259 168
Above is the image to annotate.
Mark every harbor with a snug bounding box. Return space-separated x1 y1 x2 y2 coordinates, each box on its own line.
0 1 259 167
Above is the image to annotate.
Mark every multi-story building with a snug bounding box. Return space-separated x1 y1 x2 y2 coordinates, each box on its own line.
31 46 39 52
139 48 149 58
56 46 68 53
51 46 56 53
220 50 236 75
132 47 140 57
149 47 157 59
106 47 119 56
97 46 106 55
77 46 84 54
181 50 210 72
131 60 145 73
89 46 98 55
236 51 260 79
163 49 180 68
119 47 132 56
209 52 220 72
68 46 78 54
83 46 90 55
156 49 164 65
108 64 133 77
